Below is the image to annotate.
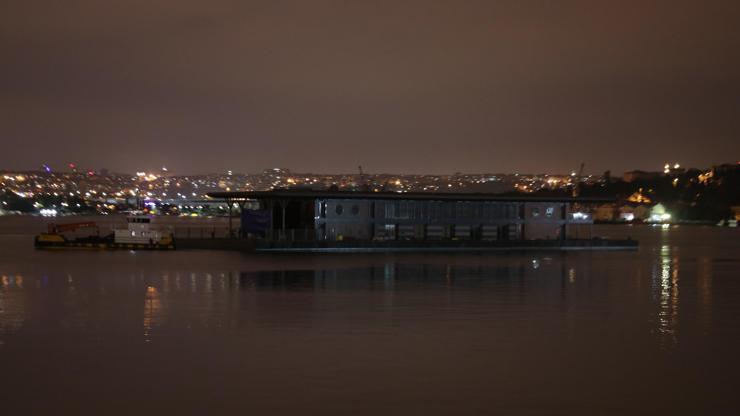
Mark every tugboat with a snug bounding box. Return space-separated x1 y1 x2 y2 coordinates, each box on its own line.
35 215 175 250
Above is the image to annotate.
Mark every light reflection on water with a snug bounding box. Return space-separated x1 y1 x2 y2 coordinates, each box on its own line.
0 225 739 414
0 254 719 349
5 261 581 346
652 241 679 350
143 286 160 343
1 275 26 340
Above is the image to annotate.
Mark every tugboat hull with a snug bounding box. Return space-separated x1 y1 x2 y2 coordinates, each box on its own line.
34 233 175 250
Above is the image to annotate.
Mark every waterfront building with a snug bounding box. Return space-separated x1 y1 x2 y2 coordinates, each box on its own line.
207 190 602 242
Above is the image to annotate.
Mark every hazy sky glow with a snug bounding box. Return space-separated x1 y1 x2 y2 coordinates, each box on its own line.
1 0 739 174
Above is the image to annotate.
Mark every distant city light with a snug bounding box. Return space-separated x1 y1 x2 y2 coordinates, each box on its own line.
649 212 671 223
571 212 589 220
40 208 58 217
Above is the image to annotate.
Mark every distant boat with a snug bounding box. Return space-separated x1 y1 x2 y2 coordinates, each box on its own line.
35 215 175 250
716 219 738 228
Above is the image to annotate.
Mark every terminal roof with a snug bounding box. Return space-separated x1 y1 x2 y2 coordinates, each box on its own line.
207 190 613 203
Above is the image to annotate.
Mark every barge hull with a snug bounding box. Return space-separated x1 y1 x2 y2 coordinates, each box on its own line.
255 239 638 253
255 245 638 253
177 238 637 253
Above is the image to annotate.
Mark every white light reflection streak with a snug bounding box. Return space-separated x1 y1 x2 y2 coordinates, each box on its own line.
654 240 679 350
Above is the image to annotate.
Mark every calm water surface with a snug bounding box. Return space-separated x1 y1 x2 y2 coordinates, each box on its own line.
1 223 739 415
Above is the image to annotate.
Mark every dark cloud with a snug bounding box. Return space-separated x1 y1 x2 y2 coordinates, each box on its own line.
2 0 739 174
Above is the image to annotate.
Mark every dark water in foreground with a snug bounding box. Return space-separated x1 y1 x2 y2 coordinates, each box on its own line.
1 224 739 415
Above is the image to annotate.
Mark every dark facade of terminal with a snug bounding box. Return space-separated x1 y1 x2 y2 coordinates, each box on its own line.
208 190 600 242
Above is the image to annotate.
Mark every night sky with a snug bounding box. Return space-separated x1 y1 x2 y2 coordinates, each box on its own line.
2 0 739 175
